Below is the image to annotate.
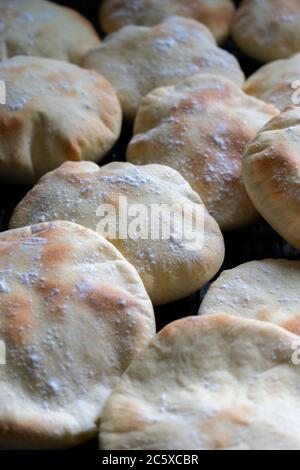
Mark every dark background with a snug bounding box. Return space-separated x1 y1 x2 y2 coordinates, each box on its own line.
0 0 299 451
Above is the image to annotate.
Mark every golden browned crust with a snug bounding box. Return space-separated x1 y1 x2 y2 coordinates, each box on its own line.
100 314 300 450
0 56 122 185
0 221 155 449
100 0 235 43
242 105 300 249
84 16 244 121
244 54 300 111
232 0 300 63
9 161 225 306
199 259 300 335
0 0 100 64
127 74 278 231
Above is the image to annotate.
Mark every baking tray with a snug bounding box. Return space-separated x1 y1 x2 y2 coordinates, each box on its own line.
0 0 299 451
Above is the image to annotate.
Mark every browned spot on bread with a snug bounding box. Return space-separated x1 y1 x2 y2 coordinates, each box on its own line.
0 241 15 256
270 82 293 95
1 65 33 76
110 401 154 434
0 114 25 143
58 137 84 162
281 316 300 336
40 235 73 267
82 284 135 315
177 86 232 113
0 414 78 449
1 291 34 344
249 142 295 196
207 407 251 449
258 309 273 322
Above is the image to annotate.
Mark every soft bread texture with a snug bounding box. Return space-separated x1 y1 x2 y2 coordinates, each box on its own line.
0 221 155 449
84 16 244 121
0 56 122 185
199 260 300 335
242 106 300 250
0 0 100 64
127 74 278 231
100 315 300 450
9 161 225 306
244 54 300 111
100 0 235 44
232 0 300 63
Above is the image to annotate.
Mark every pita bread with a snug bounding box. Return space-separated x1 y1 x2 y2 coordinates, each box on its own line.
9 161 225 306
100 0 235 44
199 259 300 335
0 56 122 185
0 221 155 449
84 16 245 121
242 105 300 250
244 54 300 111
232 0 300 63
127 74 278 231
100 314 300 450
0 0 100 64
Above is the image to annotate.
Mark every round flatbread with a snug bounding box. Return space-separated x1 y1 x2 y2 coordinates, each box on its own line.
100 314 300 450
9 161 225 306
0 56 122 185
232 0 300 63
244 54 300 111
83 16 245 121
199 259 300 335
0 0 100 64
0 221 155 449
242 105 300 250
127 74 278 231
100 0 235 44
